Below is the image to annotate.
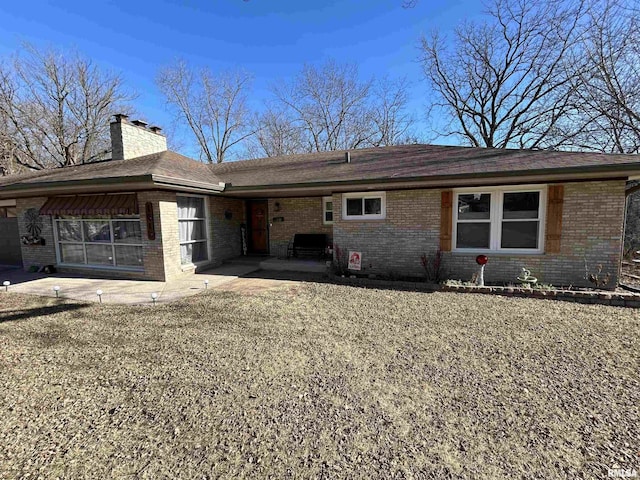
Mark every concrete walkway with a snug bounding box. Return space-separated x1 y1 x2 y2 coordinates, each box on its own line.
0 261 298 305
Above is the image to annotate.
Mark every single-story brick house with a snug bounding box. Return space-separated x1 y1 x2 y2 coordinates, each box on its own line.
1 115 639 288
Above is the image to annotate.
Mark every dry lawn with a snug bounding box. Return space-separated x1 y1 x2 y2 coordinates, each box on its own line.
0 284 638 479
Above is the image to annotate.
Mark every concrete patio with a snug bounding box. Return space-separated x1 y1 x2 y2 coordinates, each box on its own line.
0 256 329 305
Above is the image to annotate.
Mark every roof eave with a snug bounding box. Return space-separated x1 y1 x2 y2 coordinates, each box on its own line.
222 164 640 196
0 174 226 198
0 175 155 198
150 174 225 193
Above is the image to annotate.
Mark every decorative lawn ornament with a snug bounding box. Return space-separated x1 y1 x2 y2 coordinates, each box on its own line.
53 286 60 297
3 280 9 292
204 279 209 289
96 289 103 303
240 224 248 256
517 268 538 287
22 208 44 245
475 255 488 286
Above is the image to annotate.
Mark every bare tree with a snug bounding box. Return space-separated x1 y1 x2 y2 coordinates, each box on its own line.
264 59 415 155
0 102 21 175
245 107 306 158
157 61 254 163
570 0 640 153
370 76 414 146
0 45 132 170
271 60 373 152
419 0 588 149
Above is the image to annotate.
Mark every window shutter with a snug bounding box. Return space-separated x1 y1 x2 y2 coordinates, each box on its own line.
440 190 453 251
545 185 564 253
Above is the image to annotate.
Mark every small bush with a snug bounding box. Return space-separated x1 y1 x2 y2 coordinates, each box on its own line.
420 249 448 283
332 244 349 276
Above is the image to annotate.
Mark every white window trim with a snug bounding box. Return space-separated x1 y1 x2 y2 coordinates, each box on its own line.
452 185 547 254
177 194 211 267
53 216 144 271
342 191 386 220
322 196 334 225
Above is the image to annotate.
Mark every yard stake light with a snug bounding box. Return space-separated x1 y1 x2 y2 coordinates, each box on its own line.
53 286 60 298
96 289 103 304
3 281 9 292
204 279 209 289
151 292 158 305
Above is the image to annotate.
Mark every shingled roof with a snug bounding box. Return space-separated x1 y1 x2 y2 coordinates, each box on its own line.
0 150 223 192
210 144 640 189
1 144 639 197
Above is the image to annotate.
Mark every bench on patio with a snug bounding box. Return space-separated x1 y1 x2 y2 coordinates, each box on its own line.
287 233 329 259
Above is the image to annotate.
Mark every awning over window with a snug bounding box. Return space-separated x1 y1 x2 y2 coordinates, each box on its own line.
40 194 139 216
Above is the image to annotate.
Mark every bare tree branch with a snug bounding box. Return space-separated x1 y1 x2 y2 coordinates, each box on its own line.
419 0 589 150
264 59 415 155
157 61 254 163
570 0 640 153
0 44 133 171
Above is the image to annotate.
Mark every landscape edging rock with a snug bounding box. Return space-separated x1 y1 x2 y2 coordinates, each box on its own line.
327 273 640 308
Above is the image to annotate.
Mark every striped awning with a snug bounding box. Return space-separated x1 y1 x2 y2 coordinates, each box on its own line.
40 194 139 216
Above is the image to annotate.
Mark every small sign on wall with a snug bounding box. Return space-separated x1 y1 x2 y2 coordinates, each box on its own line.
145 202 156 241
348 251 362 271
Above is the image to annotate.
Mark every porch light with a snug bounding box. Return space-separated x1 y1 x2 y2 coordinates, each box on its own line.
53 286 60 298
204 279 209 289
96 289 103 303
3 281 9 291
151 292 158 305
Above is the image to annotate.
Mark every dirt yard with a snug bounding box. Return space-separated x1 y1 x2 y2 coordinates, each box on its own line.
0 284 638 479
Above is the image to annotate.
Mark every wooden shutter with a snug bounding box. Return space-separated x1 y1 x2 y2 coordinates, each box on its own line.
545 185 564 254
440 190 453 252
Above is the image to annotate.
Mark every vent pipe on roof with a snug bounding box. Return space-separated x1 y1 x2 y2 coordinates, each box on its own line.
345 151 351 163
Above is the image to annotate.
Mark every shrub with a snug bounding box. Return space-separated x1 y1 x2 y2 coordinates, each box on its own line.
332 244 349 276
420 249 448 283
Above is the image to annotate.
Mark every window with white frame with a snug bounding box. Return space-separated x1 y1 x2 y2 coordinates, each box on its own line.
177 196 208 265
55 215 143 268
323 196 334 224
454 187 545 252
342 192 386 220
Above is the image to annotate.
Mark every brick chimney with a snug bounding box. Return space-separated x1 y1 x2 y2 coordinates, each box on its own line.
110 114 167 160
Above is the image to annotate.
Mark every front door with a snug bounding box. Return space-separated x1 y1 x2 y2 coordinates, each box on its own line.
248 201 268 253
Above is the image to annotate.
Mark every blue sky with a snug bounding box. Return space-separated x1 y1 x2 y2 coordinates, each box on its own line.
0 0 486 156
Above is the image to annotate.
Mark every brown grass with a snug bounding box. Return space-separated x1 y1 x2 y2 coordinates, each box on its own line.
0 284 638 479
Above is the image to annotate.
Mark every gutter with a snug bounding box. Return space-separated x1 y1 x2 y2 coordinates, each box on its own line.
150 174 225 192
0 175 153 198
1 161 638 199
0 174 226 198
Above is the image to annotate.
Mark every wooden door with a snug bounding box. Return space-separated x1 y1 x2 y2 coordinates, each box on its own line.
248 201 268 253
